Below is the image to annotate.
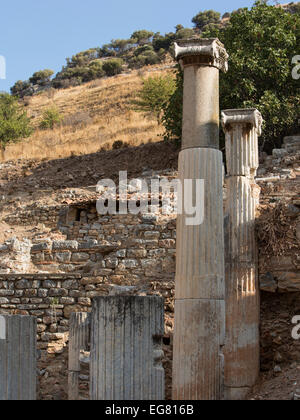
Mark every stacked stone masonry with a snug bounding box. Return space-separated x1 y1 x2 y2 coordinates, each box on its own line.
0 273 174 356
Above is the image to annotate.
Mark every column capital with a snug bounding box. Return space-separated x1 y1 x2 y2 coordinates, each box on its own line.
221 108 263 136
222 109 263 178
175 38 228 73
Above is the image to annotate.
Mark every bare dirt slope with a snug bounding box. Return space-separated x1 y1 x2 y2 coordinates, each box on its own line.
3 65 174 162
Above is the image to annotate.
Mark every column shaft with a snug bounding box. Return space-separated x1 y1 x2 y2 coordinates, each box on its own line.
182 66 219 150
222 109 262 400
173 38 228 400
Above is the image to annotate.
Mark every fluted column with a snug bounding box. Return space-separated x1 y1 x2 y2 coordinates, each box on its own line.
0 315 36 400
222 108 263 400
90 296 165 400
172 38 228 400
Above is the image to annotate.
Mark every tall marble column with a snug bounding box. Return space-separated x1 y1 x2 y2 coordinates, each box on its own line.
172 38 228 400
221 108 263 400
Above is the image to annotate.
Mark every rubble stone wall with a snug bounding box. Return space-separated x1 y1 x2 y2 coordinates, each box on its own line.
0 273 174 356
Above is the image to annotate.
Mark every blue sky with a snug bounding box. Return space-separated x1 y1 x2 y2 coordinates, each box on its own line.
0 0 257 92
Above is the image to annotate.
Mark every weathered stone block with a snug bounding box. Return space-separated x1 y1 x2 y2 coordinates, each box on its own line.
90 296 164 400
31 242 52 253
62 279 79 289
49 288 68 297
53 241 78 251
16 279 31 289
127 249 147 258
71 253 90 262
122 259 138 268
55 252 71 263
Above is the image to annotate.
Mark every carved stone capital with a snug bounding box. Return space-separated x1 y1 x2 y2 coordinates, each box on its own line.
174 38 228 73
221 108 263 136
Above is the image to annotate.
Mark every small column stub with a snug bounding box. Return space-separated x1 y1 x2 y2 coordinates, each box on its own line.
68 312 90 401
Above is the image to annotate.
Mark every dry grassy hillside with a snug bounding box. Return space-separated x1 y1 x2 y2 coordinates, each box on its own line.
3 65 174 161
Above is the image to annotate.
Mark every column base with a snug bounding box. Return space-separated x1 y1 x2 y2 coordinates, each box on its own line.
224 386 250 401
172 299 225 400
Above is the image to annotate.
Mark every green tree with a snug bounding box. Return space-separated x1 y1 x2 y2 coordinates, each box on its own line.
175 28 195 39
162 67 183 140
109 39 132 54
29 69 54 85
153 32 176 52
132 75 176 123
0 93 33 155
130 30 154 45
10 80 31 97
88 60 105 79
164 2 300 151
192 10 221 31
40 107 62 129
102 58 124 76
66 49 100 67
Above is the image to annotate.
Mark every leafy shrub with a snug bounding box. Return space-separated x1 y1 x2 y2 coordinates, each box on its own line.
129 50 161 68
134 45 155 56
10 80 31 98
152 32 176 52
175 28 195 39
40 107 62 129
112 140 128 149
29 69 54 85
132 75 176 123
192 10 221 30
102 59 124 76
130 30 154 45
66 49 100 68
0 93 33 153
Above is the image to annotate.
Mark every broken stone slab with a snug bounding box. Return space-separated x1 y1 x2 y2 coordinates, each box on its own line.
52 241 79 251
256 176 281 182
0 315 37 400
68 312 90 400
90 296 165 400
31 242 52 253
78 241 119 254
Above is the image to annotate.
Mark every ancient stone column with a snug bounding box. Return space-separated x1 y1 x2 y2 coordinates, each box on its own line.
172 38 228 400
90 296 165 400
221 108 263 400
0 315 36 400
68 312 90 400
